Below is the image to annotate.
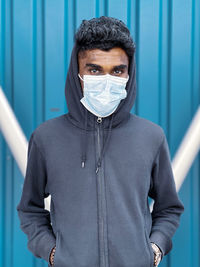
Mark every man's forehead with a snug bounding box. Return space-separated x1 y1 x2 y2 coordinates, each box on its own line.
79 48 129 65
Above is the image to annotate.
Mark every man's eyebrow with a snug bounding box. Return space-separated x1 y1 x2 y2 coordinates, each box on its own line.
113 64 128 70
85 63 102 69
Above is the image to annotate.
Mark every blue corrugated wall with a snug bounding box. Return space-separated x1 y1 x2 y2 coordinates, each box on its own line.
0 0 200 266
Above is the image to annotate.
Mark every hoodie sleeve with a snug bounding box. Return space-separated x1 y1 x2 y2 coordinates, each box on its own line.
16 132 56 264
148 131 184 259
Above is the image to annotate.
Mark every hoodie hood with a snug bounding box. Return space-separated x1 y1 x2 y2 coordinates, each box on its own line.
65 43 137 171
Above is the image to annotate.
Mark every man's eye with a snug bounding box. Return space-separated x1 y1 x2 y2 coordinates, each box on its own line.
90 69 99 74
114 70 123 74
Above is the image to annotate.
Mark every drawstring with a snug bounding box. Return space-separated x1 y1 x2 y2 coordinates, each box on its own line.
81 111 115 174
81 108 88 168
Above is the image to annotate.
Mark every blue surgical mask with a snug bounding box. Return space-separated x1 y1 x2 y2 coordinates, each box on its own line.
78 73 129 118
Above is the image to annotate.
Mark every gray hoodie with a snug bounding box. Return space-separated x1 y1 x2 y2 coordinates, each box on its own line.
16 43 184 267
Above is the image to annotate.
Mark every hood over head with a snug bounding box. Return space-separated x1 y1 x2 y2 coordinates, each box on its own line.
65 42 137 173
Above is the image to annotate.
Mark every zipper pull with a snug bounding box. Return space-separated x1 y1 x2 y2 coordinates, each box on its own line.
97 117 102 123
95 160 101 174
96 166 99 174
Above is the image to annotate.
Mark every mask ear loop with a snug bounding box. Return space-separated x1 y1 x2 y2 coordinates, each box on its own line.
78 73 84 81
78 73 85 97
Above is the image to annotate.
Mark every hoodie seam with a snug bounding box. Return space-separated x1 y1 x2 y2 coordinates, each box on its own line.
145 132 165 222
65 113 95 131
64 113 131 131
152 132 165 167
32 135 46 162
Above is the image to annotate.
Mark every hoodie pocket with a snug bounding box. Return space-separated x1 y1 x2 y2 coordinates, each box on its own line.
53 230 60 267
144 227 155 267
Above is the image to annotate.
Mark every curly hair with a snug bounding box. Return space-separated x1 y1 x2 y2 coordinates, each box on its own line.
74 16 136 60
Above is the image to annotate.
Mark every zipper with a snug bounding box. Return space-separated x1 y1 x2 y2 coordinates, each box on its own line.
96 117 102 173
96 116 108 267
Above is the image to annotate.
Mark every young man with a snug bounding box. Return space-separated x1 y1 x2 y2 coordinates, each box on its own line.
16 16 184 267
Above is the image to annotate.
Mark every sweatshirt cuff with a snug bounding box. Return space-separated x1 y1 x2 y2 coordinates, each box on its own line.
149 230 172 258
33 233 56 264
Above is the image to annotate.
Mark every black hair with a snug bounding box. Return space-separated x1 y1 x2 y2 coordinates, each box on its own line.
74 16 136 60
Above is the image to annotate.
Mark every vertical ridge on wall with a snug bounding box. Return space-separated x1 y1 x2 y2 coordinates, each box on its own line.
158 0 162 129
73 0 77 34
32 0 37 130
41 0 46 125
191 0 200 110
167 0 172 144
63 0 68 114
44 0 66 120
64 0 68 76
0 1 5 267
0 0 5 87
35 0 45 128
0 0 5 266
134 0 140 116
10 0 14 242
95 0 99 17
104 0 108 16
190 0 200 266
137 0 160 124
127 0 139 116
190 2 195 264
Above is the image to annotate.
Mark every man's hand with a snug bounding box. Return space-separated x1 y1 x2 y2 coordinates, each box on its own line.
151 242 162 266
49 246 56 266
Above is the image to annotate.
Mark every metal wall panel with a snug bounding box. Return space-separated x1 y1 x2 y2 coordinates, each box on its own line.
0 0 199 266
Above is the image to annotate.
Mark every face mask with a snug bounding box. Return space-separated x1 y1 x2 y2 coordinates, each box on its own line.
78 73 129 118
